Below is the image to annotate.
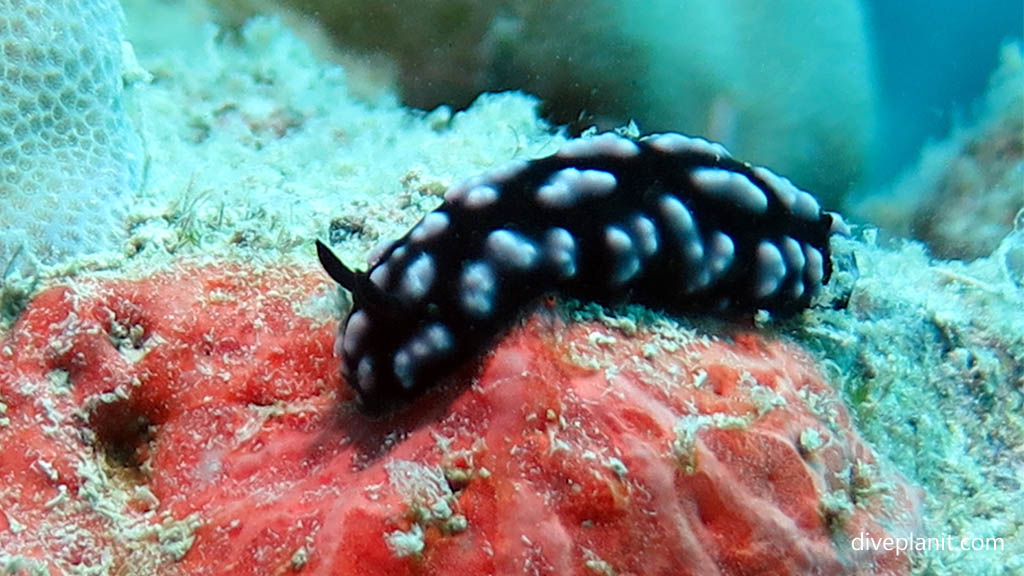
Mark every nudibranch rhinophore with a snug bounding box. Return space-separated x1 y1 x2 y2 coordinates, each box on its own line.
317 132 849 413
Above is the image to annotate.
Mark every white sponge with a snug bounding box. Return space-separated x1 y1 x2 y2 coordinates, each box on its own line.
0 0 142 272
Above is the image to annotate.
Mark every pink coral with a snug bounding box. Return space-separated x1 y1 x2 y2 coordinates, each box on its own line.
0 263 919 575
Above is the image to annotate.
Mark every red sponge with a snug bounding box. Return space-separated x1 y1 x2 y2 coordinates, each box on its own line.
0 263 920 575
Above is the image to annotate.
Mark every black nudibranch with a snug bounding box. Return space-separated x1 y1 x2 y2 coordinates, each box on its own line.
317 132 848 413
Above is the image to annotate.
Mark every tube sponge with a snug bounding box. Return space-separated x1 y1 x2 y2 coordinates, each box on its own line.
0 0 142 272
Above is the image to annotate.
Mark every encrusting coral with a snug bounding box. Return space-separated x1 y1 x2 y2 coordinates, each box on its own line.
0 263 920 574
0 0 144 275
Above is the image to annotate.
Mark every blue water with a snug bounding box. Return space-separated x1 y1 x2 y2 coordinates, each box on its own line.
866 0 1024 183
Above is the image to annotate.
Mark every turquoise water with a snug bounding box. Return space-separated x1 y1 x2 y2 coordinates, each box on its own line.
868 0 1023 182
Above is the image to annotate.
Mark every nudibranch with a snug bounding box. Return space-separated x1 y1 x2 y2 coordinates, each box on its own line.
317 132 848 413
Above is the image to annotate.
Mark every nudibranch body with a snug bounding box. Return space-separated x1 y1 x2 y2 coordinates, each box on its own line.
317 132 848 413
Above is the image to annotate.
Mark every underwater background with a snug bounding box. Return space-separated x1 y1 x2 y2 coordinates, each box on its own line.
1 0 1022 574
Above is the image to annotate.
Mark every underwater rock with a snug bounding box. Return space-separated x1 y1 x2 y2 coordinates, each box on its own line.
796 230 1024 574
854 42 1024 260
0 0 143 274
0 263 919 574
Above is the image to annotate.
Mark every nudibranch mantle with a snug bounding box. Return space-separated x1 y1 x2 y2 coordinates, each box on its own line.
317 132 848 413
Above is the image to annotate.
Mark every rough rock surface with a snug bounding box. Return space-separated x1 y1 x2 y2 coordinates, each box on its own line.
0 263 920 575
